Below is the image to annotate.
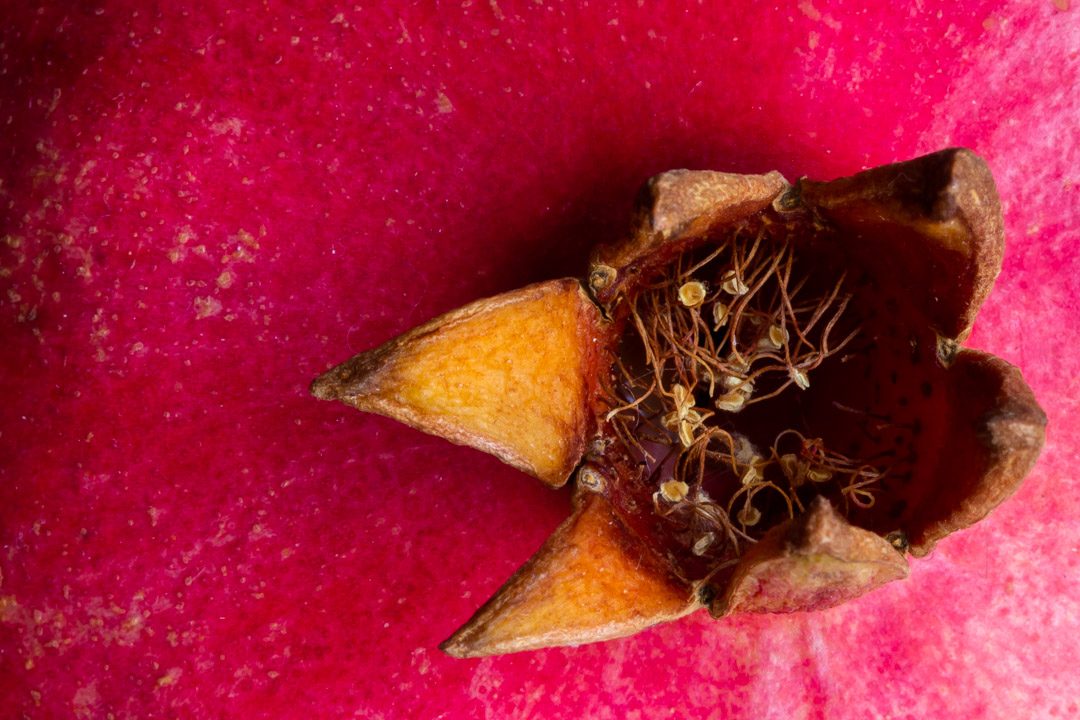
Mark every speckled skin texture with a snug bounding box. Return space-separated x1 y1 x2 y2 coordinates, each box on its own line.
1 1 1077 718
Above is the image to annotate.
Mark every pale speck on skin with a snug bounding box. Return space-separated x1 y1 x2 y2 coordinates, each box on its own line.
411 648 432 675
72 681 100 719
156 667 182 688
436 91 454 113
194 296 223 319
209 116 244 137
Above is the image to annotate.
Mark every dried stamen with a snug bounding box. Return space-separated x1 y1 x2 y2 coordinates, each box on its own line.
712 302 730 329
736 503 761 527
659 480 689 503
720 270 749 296
678 281 708 307
608 224 885 575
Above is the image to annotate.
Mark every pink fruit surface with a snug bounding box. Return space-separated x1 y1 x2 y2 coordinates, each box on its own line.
1 1 1077 718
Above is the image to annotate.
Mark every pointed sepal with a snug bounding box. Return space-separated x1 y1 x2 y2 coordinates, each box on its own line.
711 497 908 616
441 492 698 657
312 279 610 487
589 169 788 301
798 148 1004 341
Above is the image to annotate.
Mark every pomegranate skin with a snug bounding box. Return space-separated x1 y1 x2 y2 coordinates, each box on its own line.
1 1 1077 718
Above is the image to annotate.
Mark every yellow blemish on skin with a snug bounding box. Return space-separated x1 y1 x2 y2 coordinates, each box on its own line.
799 0 821 20
156 667 182 688
0 595 20 622
73 682 100 716
168 227 193 263
798 0 841 29
194 296 223 319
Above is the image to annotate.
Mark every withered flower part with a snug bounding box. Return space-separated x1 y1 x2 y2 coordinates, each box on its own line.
311 149 1046 658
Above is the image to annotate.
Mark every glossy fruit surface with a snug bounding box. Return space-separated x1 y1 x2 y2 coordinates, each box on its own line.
1 1 1077 717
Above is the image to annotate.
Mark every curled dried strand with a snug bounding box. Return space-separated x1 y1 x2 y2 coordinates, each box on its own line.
606 224 886 577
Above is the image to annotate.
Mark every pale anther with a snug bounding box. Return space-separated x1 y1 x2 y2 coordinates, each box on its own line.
659 480 689 502
678 280 707 307
712 302 729 328
720 270 749 296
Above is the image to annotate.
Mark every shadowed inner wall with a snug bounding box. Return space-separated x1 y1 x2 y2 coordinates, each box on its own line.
591 213 951 585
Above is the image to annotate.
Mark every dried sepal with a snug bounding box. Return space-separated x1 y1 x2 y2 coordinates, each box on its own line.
441 492 698 658
906 349 1046 555
589 169 788 302
711 496 909 616
312 279 611 487
797 148 1003 342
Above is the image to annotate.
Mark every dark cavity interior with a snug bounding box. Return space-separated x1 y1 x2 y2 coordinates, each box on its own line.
593 212 951 585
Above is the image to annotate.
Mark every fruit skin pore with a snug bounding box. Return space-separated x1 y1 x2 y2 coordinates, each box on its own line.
314 149 1046 658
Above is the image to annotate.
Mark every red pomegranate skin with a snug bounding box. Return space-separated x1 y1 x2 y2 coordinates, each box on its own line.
1 1 1076 717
